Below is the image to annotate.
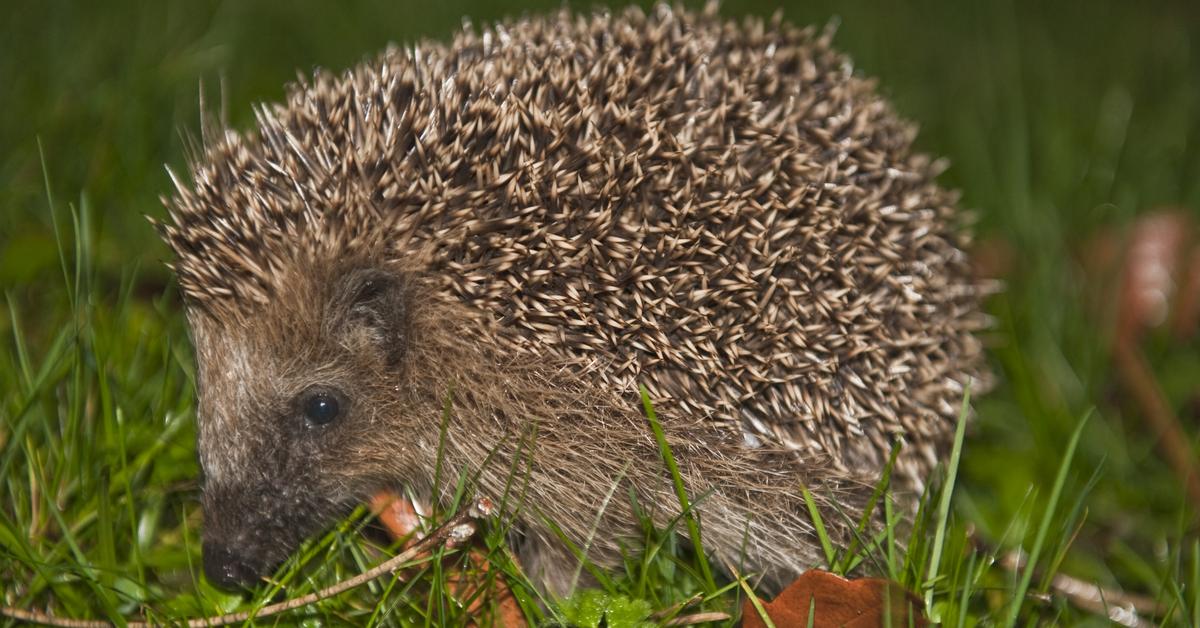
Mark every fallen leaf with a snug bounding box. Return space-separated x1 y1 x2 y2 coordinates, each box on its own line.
369 491 423 546
742 569 927 628
370 490 527 627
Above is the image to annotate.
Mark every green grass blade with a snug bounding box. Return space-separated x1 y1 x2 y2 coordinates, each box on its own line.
38 139 76 313
924 384 972 611
1192 540 1199 628
735 572 776 628
639 384 716 593
955 545 977 628
1003 411 1090 627
799 485 836 570
838 440 901 573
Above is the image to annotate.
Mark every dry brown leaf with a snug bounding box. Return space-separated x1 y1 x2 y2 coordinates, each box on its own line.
369 491 423 546
742 569 927 628
370 491 527 627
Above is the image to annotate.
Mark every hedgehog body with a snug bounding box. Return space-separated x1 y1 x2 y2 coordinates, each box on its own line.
161 4 987 595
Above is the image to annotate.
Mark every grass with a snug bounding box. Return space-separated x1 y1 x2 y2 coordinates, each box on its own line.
2 0 1200 625
1003 413 1089 626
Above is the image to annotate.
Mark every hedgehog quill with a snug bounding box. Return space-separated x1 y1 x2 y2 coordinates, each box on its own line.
158 4 988 596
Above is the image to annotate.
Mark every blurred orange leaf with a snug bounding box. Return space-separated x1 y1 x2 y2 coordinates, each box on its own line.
1115 210 1196 345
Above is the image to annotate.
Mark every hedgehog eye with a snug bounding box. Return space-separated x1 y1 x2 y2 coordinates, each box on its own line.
301 390 342 426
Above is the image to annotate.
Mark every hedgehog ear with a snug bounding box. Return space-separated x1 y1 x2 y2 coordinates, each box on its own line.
342 269 407 365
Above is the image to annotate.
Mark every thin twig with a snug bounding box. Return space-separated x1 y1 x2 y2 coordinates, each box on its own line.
662 611 732 626
1 498 495 628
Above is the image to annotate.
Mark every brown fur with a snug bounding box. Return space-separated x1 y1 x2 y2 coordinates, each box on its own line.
161 4 988 596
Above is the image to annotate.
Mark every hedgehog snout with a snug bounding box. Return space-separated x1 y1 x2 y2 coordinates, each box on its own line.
202 541 263 591
200 483 284 590
200 479 336 591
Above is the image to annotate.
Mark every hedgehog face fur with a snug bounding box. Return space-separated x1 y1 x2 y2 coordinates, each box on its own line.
189 260 421 587
160 4 988 595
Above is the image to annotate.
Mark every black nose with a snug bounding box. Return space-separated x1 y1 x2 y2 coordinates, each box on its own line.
203 542 261 590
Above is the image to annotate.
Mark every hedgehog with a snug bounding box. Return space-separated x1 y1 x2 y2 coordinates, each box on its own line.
157 3 988 597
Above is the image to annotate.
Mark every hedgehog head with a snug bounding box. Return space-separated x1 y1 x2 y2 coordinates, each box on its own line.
161 150 516 587
180 252 415 587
